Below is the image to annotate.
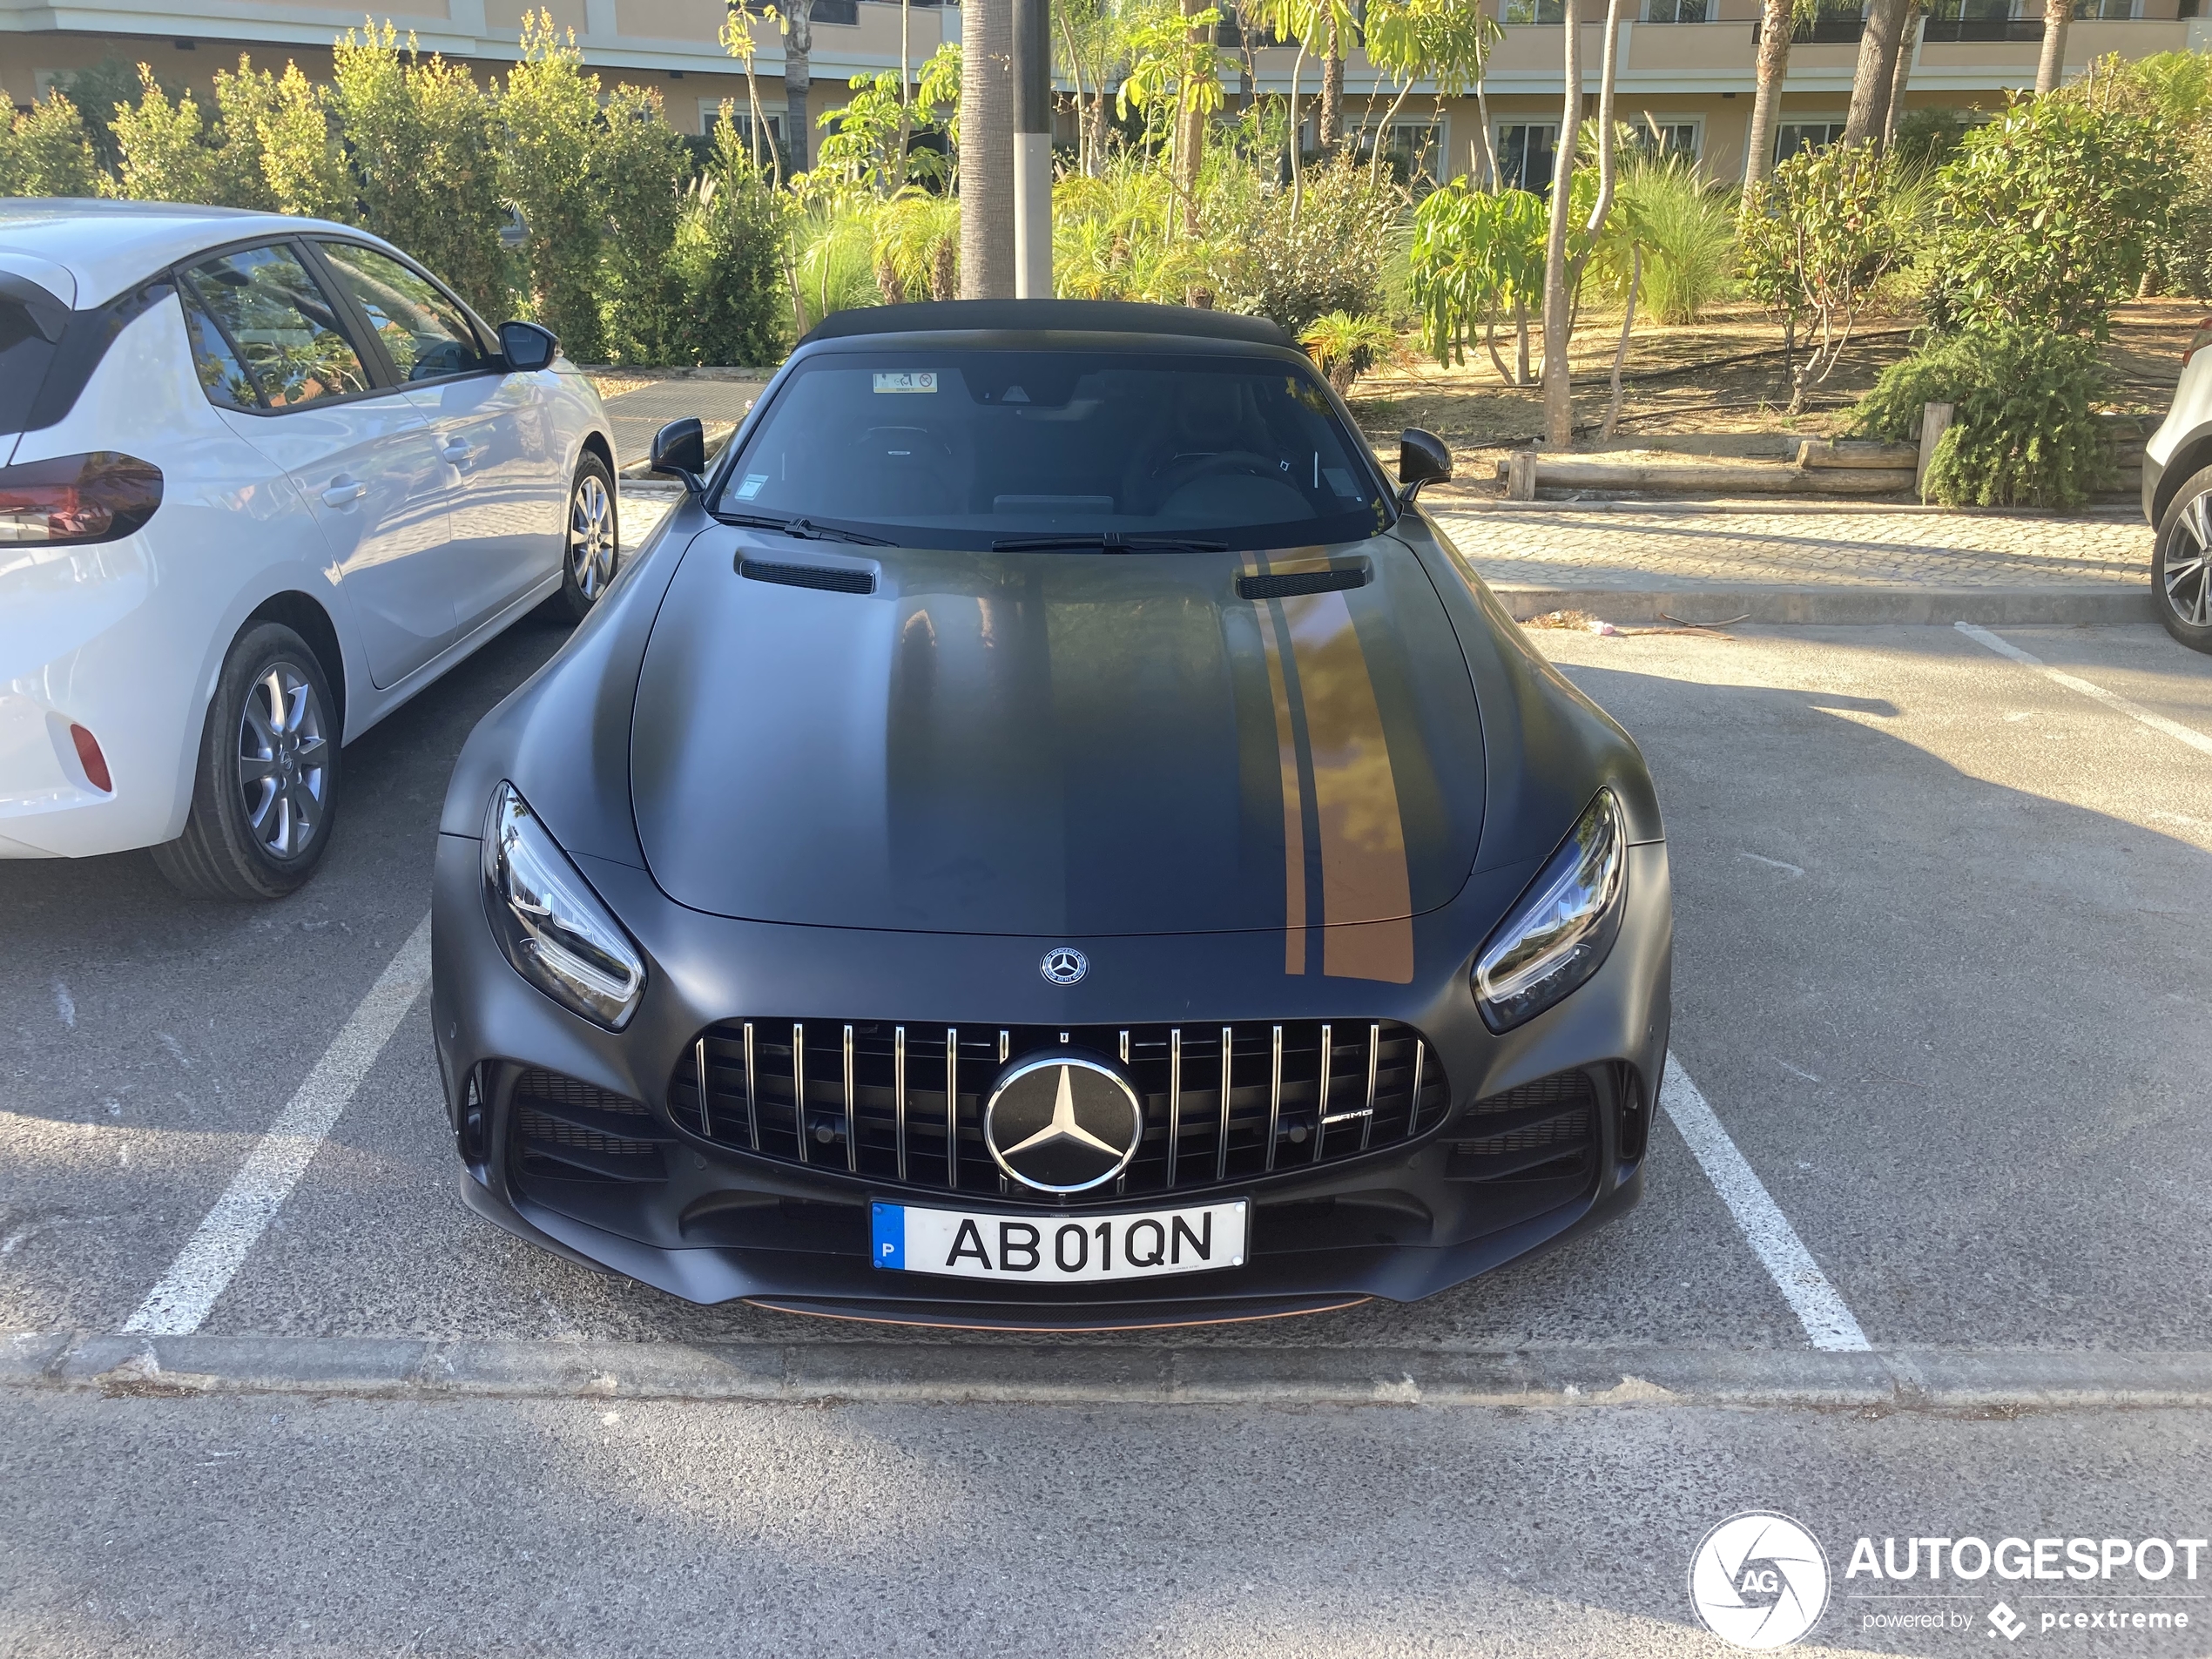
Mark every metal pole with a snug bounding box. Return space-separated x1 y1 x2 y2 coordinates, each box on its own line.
1012 0 1053 298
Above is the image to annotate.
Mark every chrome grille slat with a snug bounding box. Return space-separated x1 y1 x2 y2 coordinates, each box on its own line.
671 1017 1449 1203
894 1025 908 1183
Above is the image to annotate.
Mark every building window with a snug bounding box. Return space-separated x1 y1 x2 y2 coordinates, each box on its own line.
2072 0 2139 17
1773 119 1848 162
813 0 860 22
1353 118 1447 185
1627 118 1701 159
1502 0 1567 21
703 98 786 145
1643 0 1713 19
1494 123 1560 192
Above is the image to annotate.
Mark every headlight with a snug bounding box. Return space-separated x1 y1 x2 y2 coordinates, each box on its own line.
1473 789 1627 1033
482 781 645 1029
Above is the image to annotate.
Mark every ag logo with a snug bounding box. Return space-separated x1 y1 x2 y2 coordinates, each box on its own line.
1688 1512 1831 1649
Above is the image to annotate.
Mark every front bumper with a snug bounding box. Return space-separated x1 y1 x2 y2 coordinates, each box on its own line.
431 831 1673 1329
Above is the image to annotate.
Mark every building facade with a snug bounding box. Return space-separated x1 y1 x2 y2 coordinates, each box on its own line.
4 0 2208 181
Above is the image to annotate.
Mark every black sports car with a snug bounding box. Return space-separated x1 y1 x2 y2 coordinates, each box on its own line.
430 299 1671 1330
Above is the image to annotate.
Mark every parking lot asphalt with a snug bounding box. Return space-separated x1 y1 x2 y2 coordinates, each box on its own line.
9 598 2212 1656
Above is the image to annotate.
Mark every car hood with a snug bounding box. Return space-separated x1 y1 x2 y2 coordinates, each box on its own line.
630 532 1487 942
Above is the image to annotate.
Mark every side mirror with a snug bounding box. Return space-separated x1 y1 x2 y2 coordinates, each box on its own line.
498 320 558 373
1398 428 1453 503
651 416 707 496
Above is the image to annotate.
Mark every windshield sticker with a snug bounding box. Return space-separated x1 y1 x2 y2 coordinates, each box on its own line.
873 372 938 395
736 473 768 500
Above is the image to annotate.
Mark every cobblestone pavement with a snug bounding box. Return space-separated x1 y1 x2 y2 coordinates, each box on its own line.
1430 503 2154 591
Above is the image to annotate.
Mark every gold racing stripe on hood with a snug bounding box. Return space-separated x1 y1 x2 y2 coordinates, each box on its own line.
1247 554 1309 974
1244 554 1416 984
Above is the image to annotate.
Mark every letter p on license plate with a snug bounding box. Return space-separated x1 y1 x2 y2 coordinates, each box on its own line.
871 1198 1248 1284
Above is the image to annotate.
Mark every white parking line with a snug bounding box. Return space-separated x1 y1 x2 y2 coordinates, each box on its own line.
1956 622 2212 759
1661 1053 1871 1352
123 914 434 1338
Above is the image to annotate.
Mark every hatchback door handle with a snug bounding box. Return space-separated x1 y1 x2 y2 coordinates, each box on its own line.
440 440 473 464
321 478 368 508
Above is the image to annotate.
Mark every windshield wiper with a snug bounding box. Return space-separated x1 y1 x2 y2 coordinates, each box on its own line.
991 533 1229 553
719 511 894 546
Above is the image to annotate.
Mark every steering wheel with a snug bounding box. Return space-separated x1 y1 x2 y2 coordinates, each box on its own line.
1144 448 1282 507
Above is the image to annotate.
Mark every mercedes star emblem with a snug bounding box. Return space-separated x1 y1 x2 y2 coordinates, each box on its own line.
1039 947 1088 986
982 1055 1143 1193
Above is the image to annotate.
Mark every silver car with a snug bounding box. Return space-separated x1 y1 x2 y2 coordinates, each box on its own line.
2143 314 2212 650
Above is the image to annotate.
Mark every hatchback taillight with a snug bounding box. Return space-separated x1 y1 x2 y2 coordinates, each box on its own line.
0 452 163 546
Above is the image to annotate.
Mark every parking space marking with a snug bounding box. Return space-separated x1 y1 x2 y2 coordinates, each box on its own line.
122 914 434 1338
1957 622 2212 759
1661 1054 1871 1352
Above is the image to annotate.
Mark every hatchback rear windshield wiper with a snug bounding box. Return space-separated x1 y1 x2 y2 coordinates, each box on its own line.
991 533 1230 553
719 511 894 546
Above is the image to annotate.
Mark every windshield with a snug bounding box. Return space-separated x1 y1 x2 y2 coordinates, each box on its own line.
716 348 1393 550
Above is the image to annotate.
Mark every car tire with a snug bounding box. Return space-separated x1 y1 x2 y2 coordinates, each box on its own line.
559 451 619 621
2154 463 2212 653
151 622 341 901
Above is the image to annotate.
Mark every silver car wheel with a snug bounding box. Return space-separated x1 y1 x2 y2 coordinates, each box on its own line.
236 661 328 860
2165 492 2212 628
569 472 616 602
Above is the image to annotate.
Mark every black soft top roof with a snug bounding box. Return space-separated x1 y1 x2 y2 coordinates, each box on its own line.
797 299 1292 350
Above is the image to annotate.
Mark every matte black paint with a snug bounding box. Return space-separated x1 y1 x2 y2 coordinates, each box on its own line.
430 316 1672 1323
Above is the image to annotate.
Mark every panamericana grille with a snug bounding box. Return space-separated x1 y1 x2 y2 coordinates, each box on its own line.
1447 1069 1600 1184
664 1020 1450 1201
511 1068 666 1184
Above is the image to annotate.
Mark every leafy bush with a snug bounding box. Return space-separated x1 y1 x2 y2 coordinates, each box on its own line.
105 67 219 204
0 92 102 198
1299 311 1399 394
1611 153 1734 326
667 122 788 367
1921 95 2176 340
594 84 691 364
1218 157 1400 334
1849 327 2113 510
1739 144 1904 409
875 187 960 302
1407 179 1545 369
1890 106 1973 171
329 24 506 316
499 10 606 360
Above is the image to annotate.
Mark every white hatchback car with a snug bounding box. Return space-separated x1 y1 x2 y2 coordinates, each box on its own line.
0 200 618 897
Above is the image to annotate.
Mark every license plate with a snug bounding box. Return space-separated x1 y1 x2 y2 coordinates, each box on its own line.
871 1197 1248 1285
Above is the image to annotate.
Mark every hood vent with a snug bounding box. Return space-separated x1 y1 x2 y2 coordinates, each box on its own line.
740 558 876 596
1237 566 1368 601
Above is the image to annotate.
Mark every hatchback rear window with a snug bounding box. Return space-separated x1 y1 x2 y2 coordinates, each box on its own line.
0 300 60 438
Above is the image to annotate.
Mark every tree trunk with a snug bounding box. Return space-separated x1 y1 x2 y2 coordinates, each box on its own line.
1474 79 1499 190
784 0 815 171
895 0 914 189
2035 0 2070 95
1540 0 1581 446
1743 0 1793 191
1514 295 1531 384
1287 37 1309 215
1179 0 1211 238
1603 246 1638 440
1057 3 1087 175
1843 0 1910 146
1319 14 1344 150
1883 7 1919 148
961 0 1015 297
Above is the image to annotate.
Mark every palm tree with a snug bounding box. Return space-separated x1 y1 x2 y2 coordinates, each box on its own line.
1843 0 1912 145
961 0 1015 295
1743 0 1794 192
2036 0 2071 94
785 0 815 170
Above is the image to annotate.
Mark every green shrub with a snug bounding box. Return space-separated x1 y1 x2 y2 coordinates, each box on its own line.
792 192 885 333
1849 327 2113 510
330 24 506 316
1220 156 1400 334
1890 107 1973 171
51 57 141 176
1 91 103 197
105 67 219 204
594 84 691 364
667 123 787 367
1738 144 1904 410
499 10 606 360
1407 178 1545 368
1299 310 1399 393
1921 95 2175 341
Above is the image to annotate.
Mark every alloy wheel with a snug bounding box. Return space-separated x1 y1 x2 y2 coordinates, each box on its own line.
569 473 616 602
2165 492 2212 627
236 662 328 860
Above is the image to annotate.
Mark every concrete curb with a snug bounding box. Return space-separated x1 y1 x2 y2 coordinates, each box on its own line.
1496 586 2157 627
8 1333 2212 1411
